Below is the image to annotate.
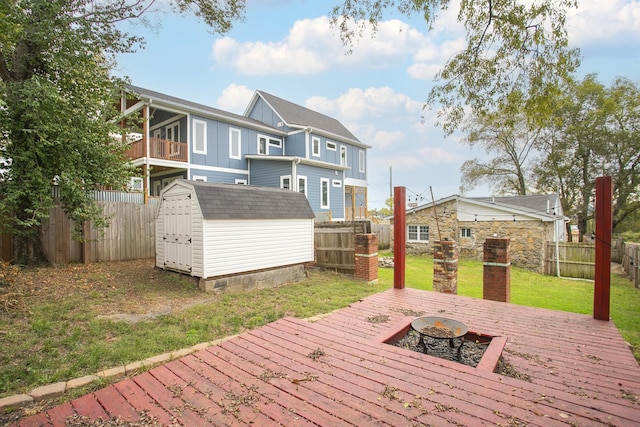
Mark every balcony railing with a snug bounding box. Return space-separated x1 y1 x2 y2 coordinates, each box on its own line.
125 138 188 162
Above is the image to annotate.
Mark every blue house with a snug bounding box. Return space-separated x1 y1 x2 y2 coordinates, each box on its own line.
121 85 369 221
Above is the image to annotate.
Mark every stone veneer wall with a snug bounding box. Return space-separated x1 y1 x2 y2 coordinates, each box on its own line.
391 199 555 273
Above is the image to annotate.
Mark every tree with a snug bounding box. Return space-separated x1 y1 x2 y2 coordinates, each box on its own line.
459 92 540 196
0 0 245 265
534 75 640 236
331 0 580 134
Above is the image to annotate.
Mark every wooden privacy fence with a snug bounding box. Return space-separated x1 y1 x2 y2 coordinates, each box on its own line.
544 239 627 281
8 201 157 264
313 221 374 272
371 223 390 250
544 242 595 279
617 241 640 288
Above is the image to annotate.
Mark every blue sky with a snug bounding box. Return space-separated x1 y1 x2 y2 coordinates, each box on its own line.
116 0 640 209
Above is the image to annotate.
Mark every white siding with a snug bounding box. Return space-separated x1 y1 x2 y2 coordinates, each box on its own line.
457 200 535 222
202 218 314 278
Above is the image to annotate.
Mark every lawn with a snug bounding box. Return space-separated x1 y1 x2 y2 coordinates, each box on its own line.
1 254 638 402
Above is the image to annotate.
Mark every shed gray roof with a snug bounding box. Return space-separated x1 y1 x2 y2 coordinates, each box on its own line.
256 91 360 143
181 180 315 220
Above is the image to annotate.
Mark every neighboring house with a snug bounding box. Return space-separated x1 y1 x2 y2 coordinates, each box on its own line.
120 85 370 221
397 194 568 273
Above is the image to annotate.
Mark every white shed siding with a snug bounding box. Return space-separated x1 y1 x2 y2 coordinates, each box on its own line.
202 218 314 278
189 200 205 278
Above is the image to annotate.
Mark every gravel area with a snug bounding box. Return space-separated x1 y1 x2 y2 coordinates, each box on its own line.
391 329 489 368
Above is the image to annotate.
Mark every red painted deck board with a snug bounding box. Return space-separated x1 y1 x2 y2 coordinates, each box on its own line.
14 288 640 426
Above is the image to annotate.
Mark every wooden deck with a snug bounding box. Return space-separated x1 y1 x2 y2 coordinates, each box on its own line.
12 288 640 426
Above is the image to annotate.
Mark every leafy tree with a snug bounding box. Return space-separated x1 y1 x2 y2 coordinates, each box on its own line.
331 0 580 134
534 75 640 236
459 91 540 196
0 0 245 265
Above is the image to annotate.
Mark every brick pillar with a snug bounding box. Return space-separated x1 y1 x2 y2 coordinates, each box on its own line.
355 233 378 283
483 238 511 303
433 240 458 294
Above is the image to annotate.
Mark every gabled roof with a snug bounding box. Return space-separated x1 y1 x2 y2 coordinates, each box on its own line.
469 194 563 217
164 180 315 220
408 194 565 221
247 90 364 145
125 85 285 135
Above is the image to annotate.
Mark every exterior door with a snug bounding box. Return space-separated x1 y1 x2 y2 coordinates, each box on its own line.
163 192 192 273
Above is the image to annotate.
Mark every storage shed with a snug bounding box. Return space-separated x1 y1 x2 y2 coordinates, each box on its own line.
156 179 315 292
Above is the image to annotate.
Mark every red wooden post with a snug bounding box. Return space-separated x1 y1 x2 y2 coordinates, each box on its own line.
594 176 612 321
393 186 406 289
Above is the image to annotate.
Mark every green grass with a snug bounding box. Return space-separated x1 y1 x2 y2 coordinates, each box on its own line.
1 255 639 400
378 252 640 360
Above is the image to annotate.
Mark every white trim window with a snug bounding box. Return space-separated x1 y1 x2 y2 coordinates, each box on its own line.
340 145 347 166
312 137 321 157
298 176 307 196
268 137 282 148
257 135 268 155
326 141 336 151
229 128 241 160
320 178 330 209
193 119 207 154
166 122 180 142
460 228 472 238
280 175 291 190
408 225 429 242
359 150 365 173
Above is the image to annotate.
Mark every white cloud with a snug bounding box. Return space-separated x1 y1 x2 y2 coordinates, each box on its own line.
215 84 255 113
373 130 405 150
211 16 437 76
567 0 640 45
306 86 422 122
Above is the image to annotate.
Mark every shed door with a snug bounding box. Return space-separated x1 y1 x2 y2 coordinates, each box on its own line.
163 192 192 273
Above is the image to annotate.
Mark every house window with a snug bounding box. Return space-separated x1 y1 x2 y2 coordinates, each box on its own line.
166 122 180 142
340 145 347 166
326 141 336 151
281 175 291 190
321 178 330 209
359 150 365 173
229 128 241 159
312 137 320 157
269 138 282 148
408 225 429 241
257 135 268 155
193 119 206 154
298 176 307 196
460 228 472 238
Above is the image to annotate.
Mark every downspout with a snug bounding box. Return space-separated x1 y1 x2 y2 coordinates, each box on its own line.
292 158 299 191
144 103 151 204
555 218 561 277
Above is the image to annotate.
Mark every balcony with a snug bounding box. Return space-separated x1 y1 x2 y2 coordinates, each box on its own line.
125 138 188 162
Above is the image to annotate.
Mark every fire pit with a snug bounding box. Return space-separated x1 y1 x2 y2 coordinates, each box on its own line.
411 316 468 360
